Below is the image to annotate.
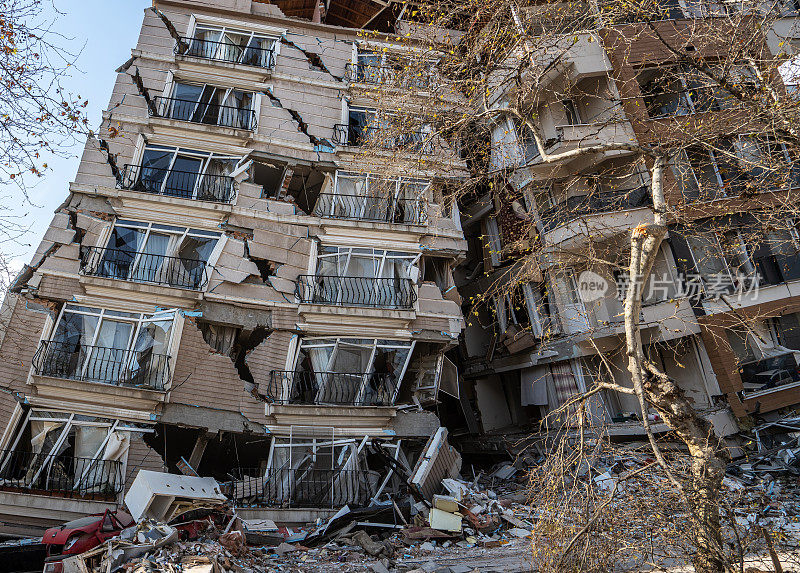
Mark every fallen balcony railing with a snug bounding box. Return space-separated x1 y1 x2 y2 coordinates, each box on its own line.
227 467 375 508
151 96 257 131
313 192 427 224
264 370 399 406
177 36 276 69
295 275 416 309
33 340 171 391
118 164 236 203
80 246 210 290
0 448 123 500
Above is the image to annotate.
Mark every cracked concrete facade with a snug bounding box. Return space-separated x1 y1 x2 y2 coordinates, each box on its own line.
0 0 466 535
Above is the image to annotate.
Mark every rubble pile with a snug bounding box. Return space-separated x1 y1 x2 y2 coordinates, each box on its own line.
55 462 536 573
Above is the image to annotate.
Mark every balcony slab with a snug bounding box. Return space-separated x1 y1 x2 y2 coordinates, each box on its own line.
265 404 396 435
0 490 119 536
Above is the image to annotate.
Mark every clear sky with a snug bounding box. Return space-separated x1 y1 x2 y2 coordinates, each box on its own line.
10 1 150 269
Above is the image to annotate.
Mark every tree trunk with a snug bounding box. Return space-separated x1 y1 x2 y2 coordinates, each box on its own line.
623 156 729 573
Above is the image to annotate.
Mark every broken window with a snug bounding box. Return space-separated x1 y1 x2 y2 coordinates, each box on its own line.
523 282 562 337
156 81 257 130
299 246 418 309
34 305 177 390
493 286 531 335
186 24 277 68
199 322 239 357
121 144 241 203
277 338 415 406
230 428 407 508
82 219 220 290
0 409 148 498
314 171 429 224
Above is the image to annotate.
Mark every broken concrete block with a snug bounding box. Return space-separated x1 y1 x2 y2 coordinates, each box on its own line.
429 508 462 533
441 478 468 501
507 527 532 538
433 494 460 513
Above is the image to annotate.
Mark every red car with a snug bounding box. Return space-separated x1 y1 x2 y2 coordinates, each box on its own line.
42 509 133 573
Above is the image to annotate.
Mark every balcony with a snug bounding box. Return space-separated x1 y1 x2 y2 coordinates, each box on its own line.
332 124 432 153
151 96 257 131
228 467 374 508
738 351 800 397
118 164 236 203
0 448 123 501
296 275 416 309
33 340 171 391
176 37 275 69
264 370 399 406
80 246 210 291
344 62 434 89
540 186 651 232
313 192 427 225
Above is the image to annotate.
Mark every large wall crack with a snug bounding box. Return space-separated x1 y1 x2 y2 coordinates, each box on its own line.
279 36 342 82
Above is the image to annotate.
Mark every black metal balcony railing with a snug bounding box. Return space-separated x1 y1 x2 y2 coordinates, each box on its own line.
264 370 398 406
33 340 171 391
296 275 416 309
177 36 276 69
0 448 123 500
151 96 257 131
540 186 652 231
738 351 800 396
80 246 210 290
313 192 427 225
119 164 236 203
344 62 434 89
227 467 374 508
333 124 432 152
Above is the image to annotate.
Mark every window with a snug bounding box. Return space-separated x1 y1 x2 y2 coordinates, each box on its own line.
157 81 257 130
523 282 562 337
292 338 414 405
484 218 503 267
302 247 418 308
350 48 435 88
736 136 800 191
638 65 737 118
83 219 220 290
670 142 746 202
493 287 531 334
337 107 431 152
186 24 277 68
562 99 581 126
122 144 241 202
514 120 542 164
314 171 429 224
0 410 146 497
36 305 177 390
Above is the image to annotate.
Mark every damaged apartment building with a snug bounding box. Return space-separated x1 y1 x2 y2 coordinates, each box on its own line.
0 0 465 535
452 1 800 454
